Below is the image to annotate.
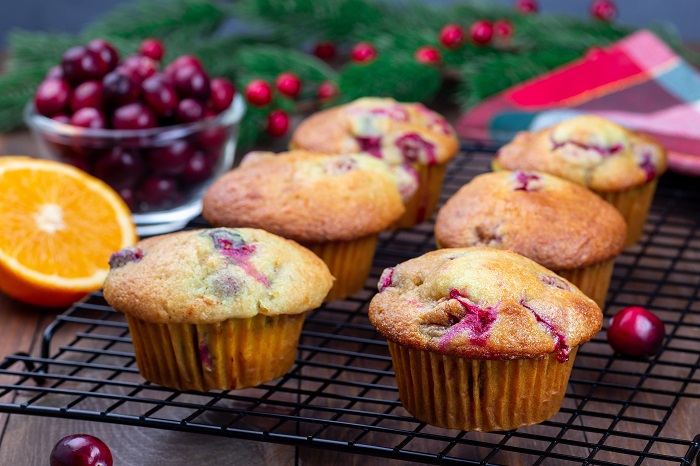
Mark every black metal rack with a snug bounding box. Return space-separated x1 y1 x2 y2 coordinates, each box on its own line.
1 148 699 465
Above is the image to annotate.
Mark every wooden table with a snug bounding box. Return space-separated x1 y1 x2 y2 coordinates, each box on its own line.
1 130 699 466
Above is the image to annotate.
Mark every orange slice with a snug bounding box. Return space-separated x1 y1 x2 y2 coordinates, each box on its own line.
0 156 138 307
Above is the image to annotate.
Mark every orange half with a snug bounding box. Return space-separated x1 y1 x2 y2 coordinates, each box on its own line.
0 156 138 307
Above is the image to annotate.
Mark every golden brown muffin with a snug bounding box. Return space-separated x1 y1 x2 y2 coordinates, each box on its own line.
104 227 333 391
290 97 460 227
369 247 602 432
493 115 667 245
434 170 627 308
202 150 405 301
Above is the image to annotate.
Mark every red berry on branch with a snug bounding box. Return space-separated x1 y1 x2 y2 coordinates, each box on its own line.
469 20 494 46
515 0 538 14
139 38 165 61
590 0 617 22
494 19 514 39
266 109 290 137
351 42 378 64
50 434 113 466
607 306 666 357
317 81 338 101
244 79 273 107
439 23 465 50
313 42 337 61
414 46 442 66
275 72 302 99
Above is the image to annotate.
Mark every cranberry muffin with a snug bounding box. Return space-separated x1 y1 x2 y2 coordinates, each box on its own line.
290 97 459 228
494 115 667 245
104 227 333 391
369 247 602 432
435 170 627 308
202 150 405 301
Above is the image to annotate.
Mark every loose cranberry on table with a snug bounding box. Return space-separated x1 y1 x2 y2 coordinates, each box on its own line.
50 434 113 466
607 306 666 357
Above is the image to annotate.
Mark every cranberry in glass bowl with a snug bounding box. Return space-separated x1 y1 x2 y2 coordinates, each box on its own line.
24 94 245 235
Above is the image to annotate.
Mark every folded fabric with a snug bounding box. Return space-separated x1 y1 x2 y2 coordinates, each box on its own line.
457 30 700 176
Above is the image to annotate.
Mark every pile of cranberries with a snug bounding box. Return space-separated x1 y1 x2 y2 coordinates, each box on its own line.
32 38 238 212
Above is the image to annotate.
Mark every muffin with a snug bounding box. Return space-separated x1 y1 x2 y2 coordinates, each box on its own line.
202 150 405 301
493 115 667 246
290 97 460 228
103 227 333 391
435 170 627 309
369 247 602 432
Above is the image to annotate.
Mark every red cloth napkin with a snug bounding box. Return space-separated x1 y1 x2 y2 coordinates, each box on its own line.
457 30 700 176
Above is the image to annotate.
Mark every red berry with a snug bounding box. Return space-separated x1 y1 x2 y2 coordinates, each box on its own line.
275 72 302 99
175 98 207 124
414 46 442 65
182 150 214 185
70 107 107 129
164 55 204 80
139 38 165 61
317 81 338 101
244 79 273 107
86 39 120 72
45 65 64 80
172 64 211 102
120 55 158 84
469 20 494 46
61 46 109 85
112 102 157 130
209 77 236 112
94 147 145 190
591 0 617 22
148 140 194 175
439 24 465 50
70 81 103 112
102 70 140 109
142 73 178 118
140 176 178 207
351 42 377 64
34 78 71 117
515 0 538 14
607 306 666 357
50 434 113 466
266 109 290 138
494 19 514 39
312 42 336 61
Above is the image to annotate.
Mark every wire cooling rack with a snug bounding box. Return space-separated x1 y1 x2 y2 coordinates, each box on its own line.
1 147 699 465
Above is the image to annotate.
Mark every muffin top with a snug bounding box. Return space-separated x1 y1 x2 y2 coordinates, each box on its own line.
434 170 627 270
290 97 459 166
369 247 602 362
202 150 406 242
103 228 333 323
494 115 667 192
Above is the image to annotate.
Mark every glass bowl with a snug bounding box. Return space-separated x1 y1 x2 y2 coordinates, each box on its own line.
24 95 245 236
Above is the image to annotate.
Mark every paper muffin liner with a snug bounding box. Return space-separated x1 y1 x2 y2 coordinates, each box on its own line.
387 341 577 432
303 234 378 301
594 179 658 246
556 257 616 310
126 313 306 392
394 163 448 229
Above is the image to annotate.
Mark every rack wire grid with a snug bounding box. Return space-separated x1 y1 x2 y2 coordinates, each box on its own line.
1 146 699 465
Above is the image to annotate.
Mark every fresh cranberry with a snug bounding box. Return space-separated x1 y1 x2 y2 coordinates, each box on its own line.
34 78 71 117
350 42 377 63
312 42 336 61
102 70 140 109
70 81 103 112
61 46 109 84
93 147 145 190
591 0 617 22
182 150 214 184
265 109 290 137
196 124 228 151
70 107 107 129
317 81 338 101
470 20 494 46
172 64 211 101
414 46 441 65
607 306 666 357
120 55 158 84
112 102 157 130
515 0 538 13
165 55 204 80
139 38 165 61
174 98 206 123
148 140 195 175
244 79 272 107
494 19 514 39
140 176 179 207
439 24 465 49
142 73 178 118
45 65 64 80
209 77 236 112
274 72 301 99
49 434 113 466
87 39 120 72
